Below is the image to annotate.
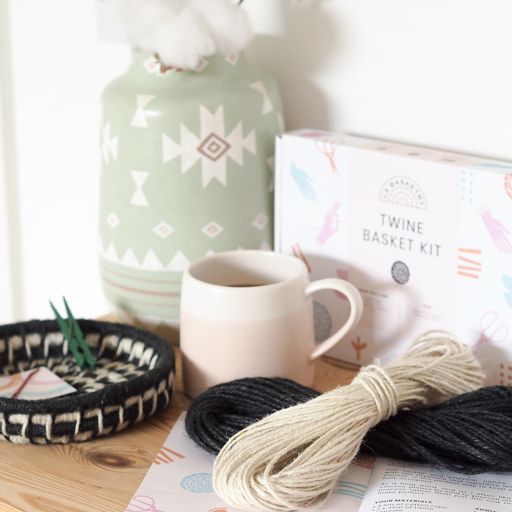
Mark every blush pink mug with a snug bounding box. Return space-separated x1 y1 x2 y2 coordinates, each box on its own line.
180 250 363 398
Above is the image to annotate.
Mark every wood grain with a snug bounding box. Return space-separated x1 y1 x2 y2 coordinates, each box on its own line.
0 347 355 512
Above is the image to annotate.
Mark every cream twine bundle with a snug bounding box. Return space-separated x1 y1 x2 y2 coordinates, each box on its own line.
213 332 484 512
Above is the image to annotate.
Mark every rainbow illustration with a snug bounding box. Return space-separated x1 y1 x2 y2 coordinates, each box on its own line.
333 480 367 500
379 176 427 209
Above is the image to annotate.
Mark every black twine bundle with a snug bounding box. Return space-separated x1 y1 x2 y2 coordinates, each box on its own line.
185 378 512 474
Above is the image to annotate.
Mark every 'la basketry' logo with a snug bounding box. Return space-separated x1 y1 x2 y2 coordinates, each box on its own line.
379 176 427 210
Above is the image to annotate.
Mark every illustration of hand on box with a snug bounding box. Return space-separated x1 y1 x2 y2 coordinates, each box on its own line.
317 201 341 245
480 208 512 254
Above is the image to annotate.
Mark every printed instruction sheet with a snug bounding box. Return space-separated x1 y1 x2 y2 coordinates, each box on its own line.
360 458 512 512
125 413 373 512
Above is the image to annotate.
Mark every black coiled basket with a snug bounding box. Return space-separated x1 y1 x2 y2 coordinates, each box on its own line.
0 320 175 444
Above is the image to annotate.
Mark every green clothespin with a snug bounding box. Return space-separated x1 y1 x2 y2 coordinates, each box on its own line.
63 298 96 371
50 298 96 371
50 301 84 368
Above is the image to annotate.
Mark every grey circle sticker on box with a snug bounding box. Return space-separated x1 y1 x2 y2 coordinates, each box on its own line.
391 261 410 285
314 301 333 342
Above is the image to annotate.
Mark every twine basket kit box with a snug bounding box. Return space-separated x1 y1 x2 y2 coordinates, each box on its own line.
275 130 512 383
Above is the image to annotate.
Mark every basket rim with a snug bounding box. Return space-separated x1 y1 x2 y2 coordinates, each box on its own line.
0 319 175 414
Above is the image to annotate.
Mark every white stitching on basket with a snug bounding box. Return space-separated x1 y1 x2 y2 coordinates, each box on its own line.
0 325 174 444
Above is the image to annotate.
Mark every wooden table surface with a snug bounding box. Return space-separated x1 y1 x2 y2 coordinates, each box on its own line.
0 350 356 512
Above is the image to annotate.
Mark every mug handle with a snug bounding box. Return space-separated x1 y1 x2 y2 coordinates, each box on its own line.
305 278 364 361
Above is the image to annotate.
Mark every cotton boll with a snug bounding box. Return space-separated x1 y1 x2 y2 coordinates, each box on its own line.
118 0 184 52
189 0 253 57
155 9 217 70
117 0 252 70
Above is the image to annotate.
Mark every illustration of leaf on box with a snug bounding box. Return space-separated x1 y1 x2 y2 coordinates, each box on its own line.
291 163 317 201
502 275 512 308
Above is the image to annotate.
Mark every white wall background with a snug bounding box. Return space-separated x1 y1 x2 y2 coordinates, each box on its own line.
245 0 512 160
0 0 511 322
1 0 129 321
0 0 16 323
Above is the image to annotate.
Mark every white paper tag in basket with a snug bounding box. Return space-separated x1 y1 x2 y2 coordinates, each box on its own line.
0 367 76 400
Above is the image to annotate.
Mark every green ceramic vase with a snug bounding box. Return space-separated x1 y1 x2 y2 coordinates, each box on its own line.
99 50 283 340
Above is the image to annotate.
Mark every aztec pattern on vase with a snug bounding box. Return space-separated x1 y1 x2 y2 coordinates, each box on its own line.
100 51 283 332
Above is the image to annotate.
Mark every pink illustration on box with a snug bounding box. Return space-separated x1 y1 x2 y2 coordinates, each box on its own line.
480 208 512 254
316 201 343 245
126 496 163 512
474 311 509 354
